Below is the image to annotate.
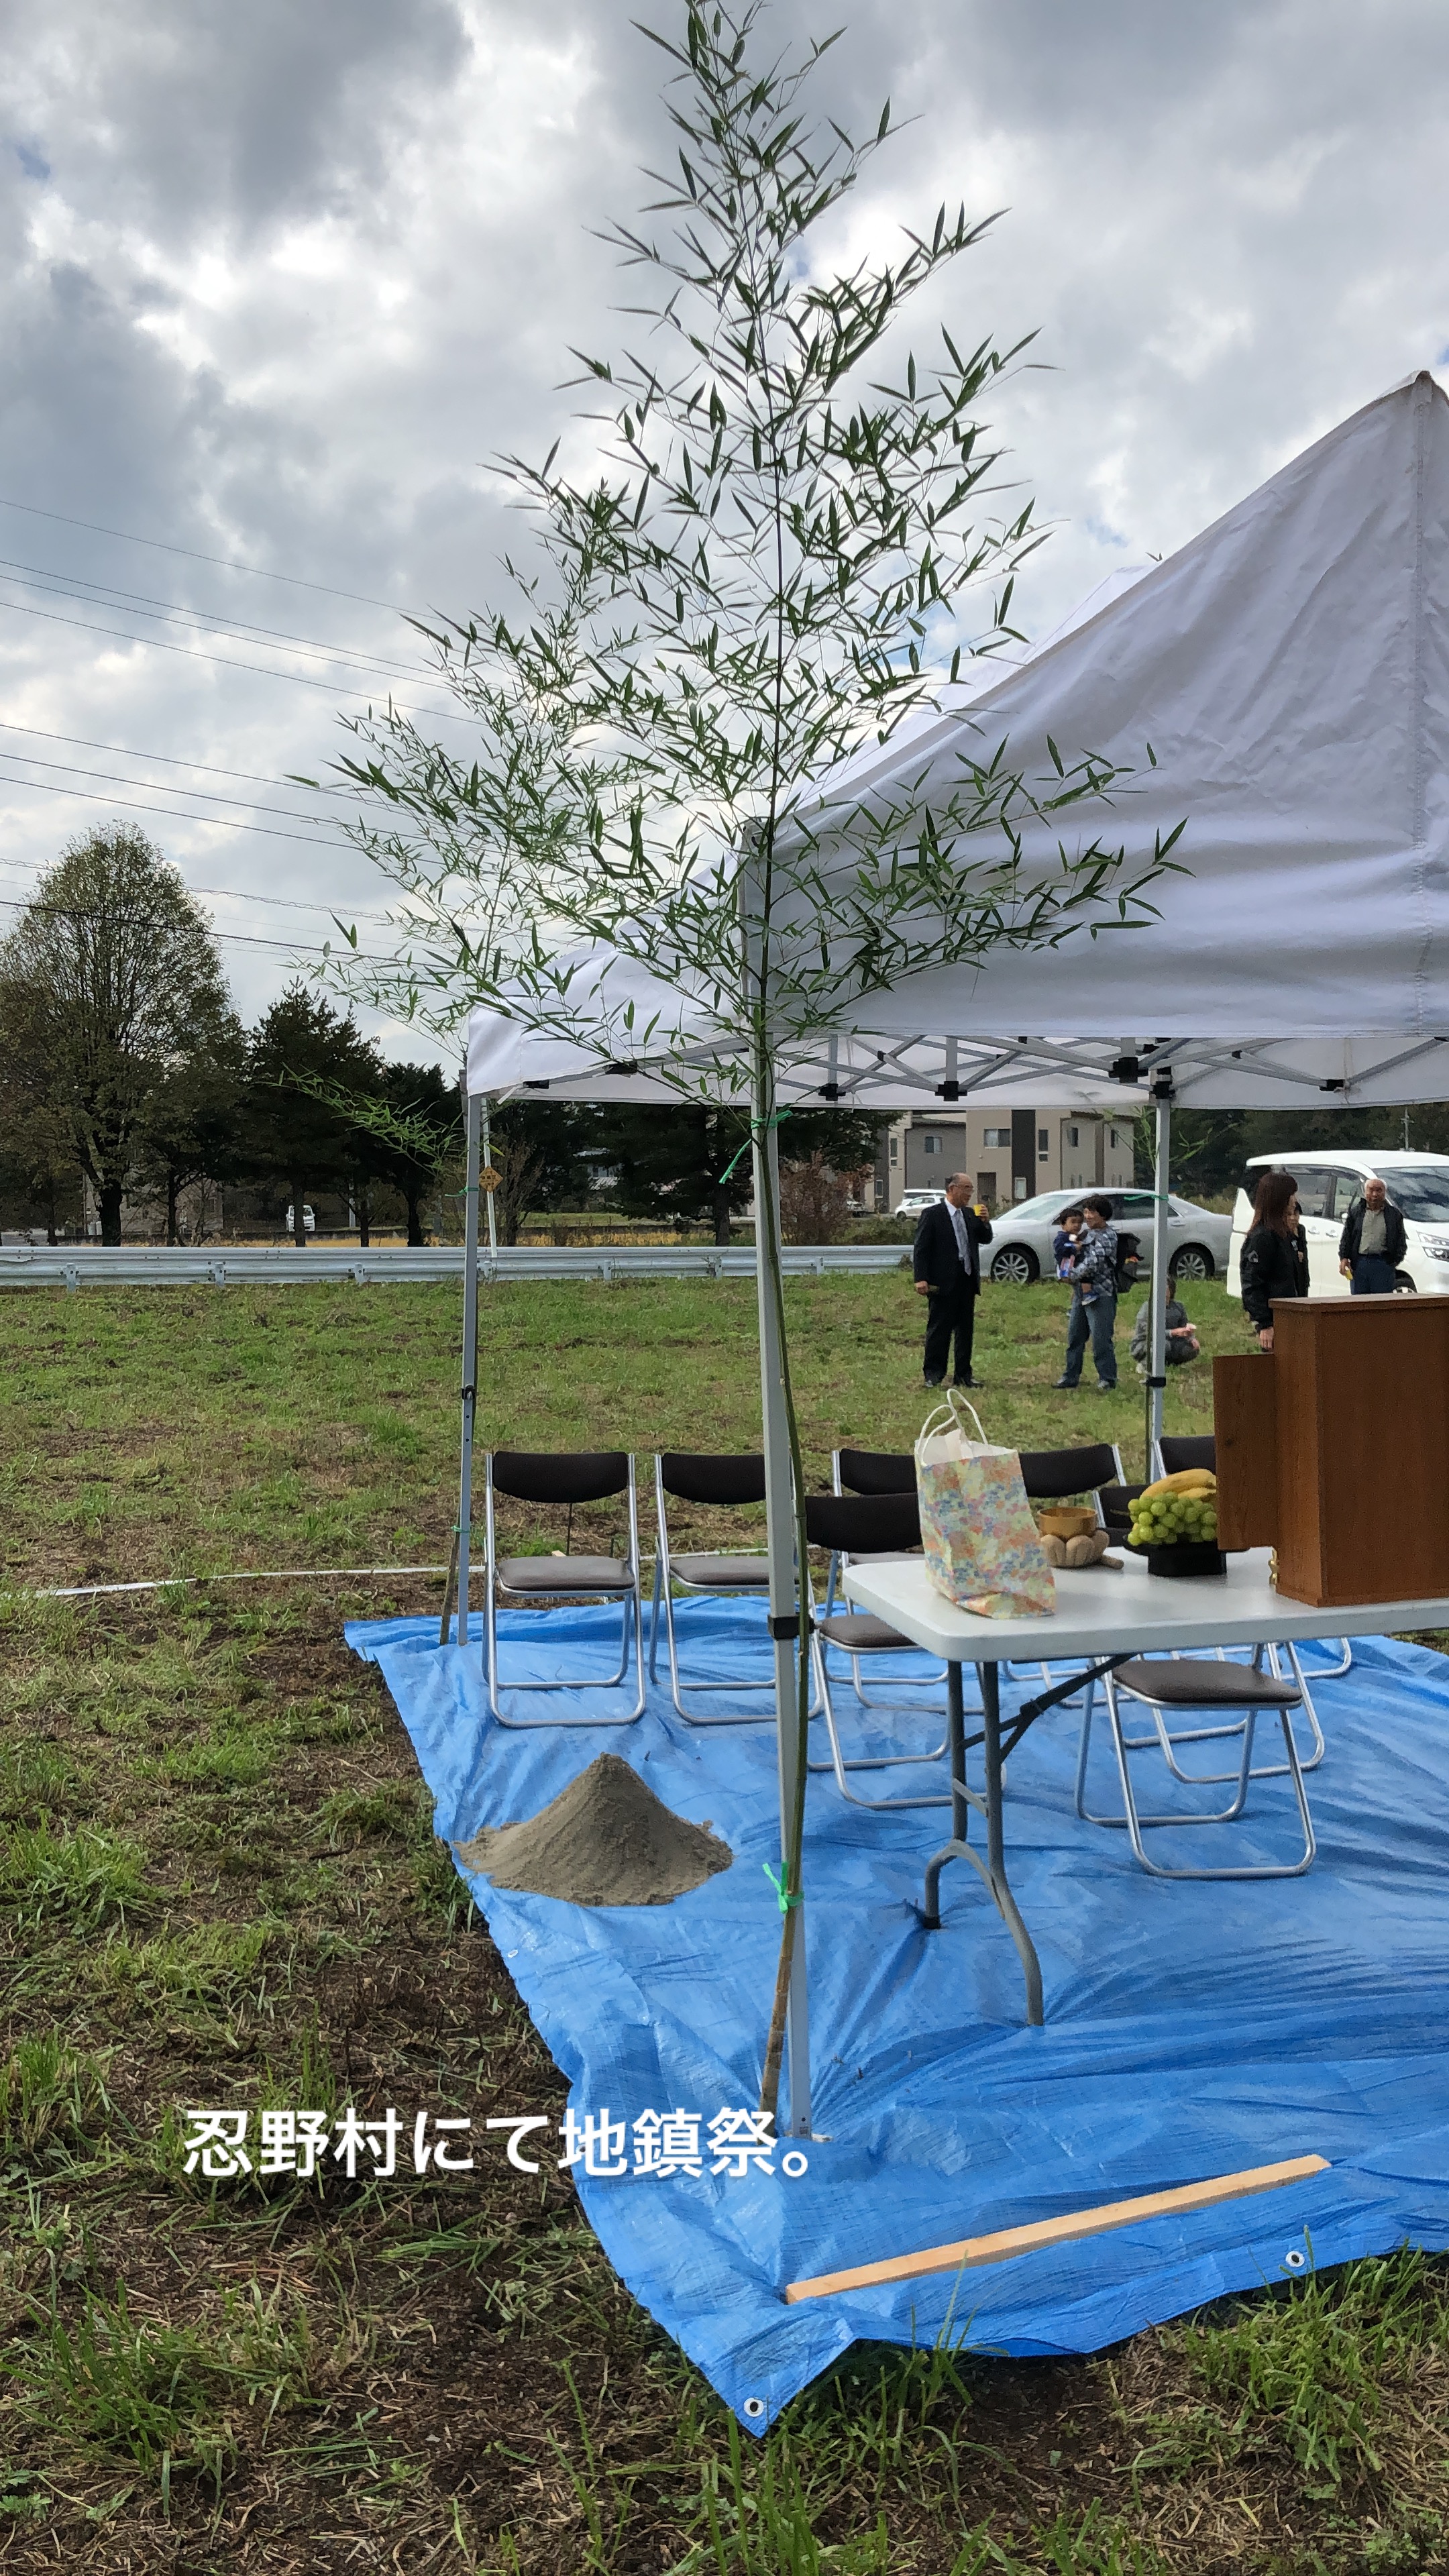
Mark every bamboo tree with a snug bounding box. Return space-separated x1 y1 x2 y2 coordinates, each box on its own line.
323 1 1183 2123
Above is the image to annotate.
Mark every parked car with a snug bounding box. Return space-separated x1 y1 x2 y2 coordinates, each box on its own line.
1226 1150 1449 1299
893 1187 951 1218
981 1187 1232 1287
284 1203 317 1235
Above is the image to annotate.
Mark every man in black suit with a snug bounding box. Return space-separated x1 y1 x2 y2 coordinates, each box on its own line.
912 1174 993 1387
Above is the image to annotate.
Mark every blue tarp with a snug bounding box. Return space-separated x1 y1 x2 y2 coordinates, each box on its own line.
347 1602 1449 2428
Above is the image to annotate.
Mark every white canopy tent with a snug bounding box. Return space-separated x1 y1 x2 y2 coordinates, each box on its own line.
458 370 1449 2130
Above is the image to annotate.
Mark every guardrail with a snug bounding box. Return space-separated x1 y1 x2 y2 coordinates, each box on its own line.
0 1242 911 1291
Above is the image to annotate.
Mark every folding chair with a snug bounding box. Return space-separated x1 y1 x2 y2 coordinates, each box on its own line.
1074 1652 1316 1878
1154 1432 1350 1685
821 1450 949 1718
1010 1444 1127 1687
1155 1433 1216 1478
804 1491 954 1811
1148 1430 1332 1772
484 1451 645 1726
1019 1441 1126 1514
650 1453 802 1725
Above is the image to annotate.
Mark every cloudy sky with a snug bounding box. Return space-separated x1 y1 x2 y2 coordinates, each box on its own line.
2 0 1447 1051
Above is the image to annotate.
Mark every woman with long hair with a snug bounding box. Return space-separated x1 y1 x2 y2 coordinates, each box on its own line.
1239 1169 1309 1351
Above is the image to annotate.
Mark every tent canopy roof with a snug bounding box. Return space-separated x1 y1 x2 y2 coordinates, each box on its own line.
468 374 1449 1112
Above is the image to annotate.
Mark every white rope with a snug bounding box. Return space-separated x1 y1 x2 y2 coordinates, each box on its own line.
25 1563 449 1600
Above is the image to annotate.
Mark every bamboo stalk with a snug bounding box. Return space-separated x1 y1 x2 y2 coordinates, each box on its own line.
437 1527 460 1646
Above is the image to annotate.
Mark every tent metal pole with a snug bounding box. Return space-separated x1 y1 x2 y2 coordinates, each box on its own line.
753 1105 812 2138
1148 1095 1172 1467
482 1098 498 1260
456 1089 482 1648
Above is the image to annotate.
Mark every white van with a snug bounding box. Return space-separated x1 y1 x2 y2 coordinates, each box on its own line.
1227 1150 1449 1299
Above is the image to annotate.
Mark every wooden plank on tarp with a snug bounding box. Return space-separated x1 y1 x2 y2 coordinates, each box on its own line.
783 2153 1330 2303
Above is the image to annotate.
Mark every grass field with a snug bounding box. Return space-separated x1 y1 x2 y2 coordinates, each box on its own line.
3 1271 1447 2575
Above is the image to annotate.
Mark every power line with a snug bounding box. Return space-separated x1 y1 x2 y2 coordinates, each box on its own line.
0 558 437 686
0 594 474 721
0 889 390 961
0 493 407 612
0 716 348 796
0 745 335 826
0 859 399 926
0 763 347 850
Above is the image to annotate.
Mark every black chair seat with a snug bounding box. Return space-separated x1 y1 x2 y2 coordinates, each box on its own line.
670 1552 771 1589
1018 1443 1122 1501
1116 1658 1301 1709
836 1450 916 1496
815 1611 911 1652
498 1555 636 1594
1158 1435 1216 1475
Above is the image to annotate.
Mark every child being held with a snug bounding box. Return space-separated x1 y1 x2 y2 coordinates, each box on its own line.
1130 1295 1201 1379
1052 1207 1084 1279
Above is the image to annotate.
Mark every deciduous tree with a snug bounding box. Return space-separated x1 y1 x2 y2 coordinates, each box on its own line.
0 825 234 1245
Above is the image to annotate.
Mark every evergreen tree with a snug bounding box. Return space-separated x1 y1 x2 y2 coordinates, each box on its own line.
130 1002 247 1242
376 1062 461 1246
602 1104 883 1243
242 983 384 1245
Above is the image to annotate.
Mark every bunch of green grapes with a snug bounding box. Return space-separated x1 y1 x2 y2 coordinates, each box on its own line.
1128 1487 1219 1550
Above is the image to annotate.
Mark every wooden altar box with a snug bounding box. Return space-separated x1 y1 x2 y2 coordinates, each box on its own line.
1215 1297 1449 1607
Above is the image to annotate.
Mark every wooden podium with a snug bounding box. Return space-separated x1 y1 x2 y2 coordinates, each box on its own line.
1215 1295 1449 1607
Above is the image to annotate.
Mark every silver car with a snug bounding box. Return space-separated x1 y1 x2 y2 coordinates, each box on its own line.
980 1187 1233 1287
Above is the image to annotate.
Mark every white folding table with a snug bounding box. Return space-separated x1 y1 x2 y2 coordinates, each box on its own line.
841 1548 1449 2027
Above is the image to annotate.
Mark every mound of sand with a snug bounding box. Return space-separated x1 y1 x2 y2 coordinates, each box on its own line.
453 1753 734 1908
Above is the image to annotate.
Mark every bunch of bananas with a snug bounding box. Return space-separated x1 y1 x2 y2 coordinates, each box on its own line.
1128 1468 1218 1550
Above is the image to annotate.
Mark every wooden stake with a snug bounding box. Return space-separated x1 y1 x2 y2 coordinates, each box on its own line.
783 2154 1329 2304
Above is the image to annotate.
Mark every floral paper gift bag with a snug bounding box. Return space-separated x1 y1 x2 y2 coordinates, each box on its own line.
914 1392 1055 1619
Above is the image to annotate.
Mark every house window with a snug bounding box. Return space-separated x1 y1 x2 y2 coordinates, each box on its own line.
922 1133 941 1155
982 1126 1010 1149
1037 1128 1049 1157
889 1136 898 1163
1109 1126 1120 1147
1068 1125 1080 1148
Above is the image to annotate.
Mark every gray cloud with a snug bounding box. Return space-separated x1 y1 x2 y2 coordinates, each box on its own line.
1 0 1447 1030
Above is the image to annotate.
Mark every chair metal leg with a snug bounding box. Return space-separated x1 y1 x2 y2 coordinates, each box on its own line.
656 1576 813 1726
1079 1677 1316 1878
1313 1636 1352 1678
1140 1642 1326 1784
647 1556 663 1681
810 1639 952 1810
1077 1675 1256 1828
835 1646 953 1724
488 1584 646 1727
805 1640 953 1764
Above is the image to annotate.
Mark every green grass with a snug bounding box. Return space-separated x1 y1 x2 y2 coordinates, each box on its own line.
0 1269 1226 1587
0 2032 111 2155
2 1271 1445 2573
0 1819 157 1931
1135 2248 1449 2489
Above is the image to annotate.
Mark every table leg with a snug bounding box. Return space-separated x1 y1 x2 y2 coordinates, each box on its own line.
922 1661 967 1929
981 1660 1044 2025
921 1660 1044 2027
948 1659 969 1845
